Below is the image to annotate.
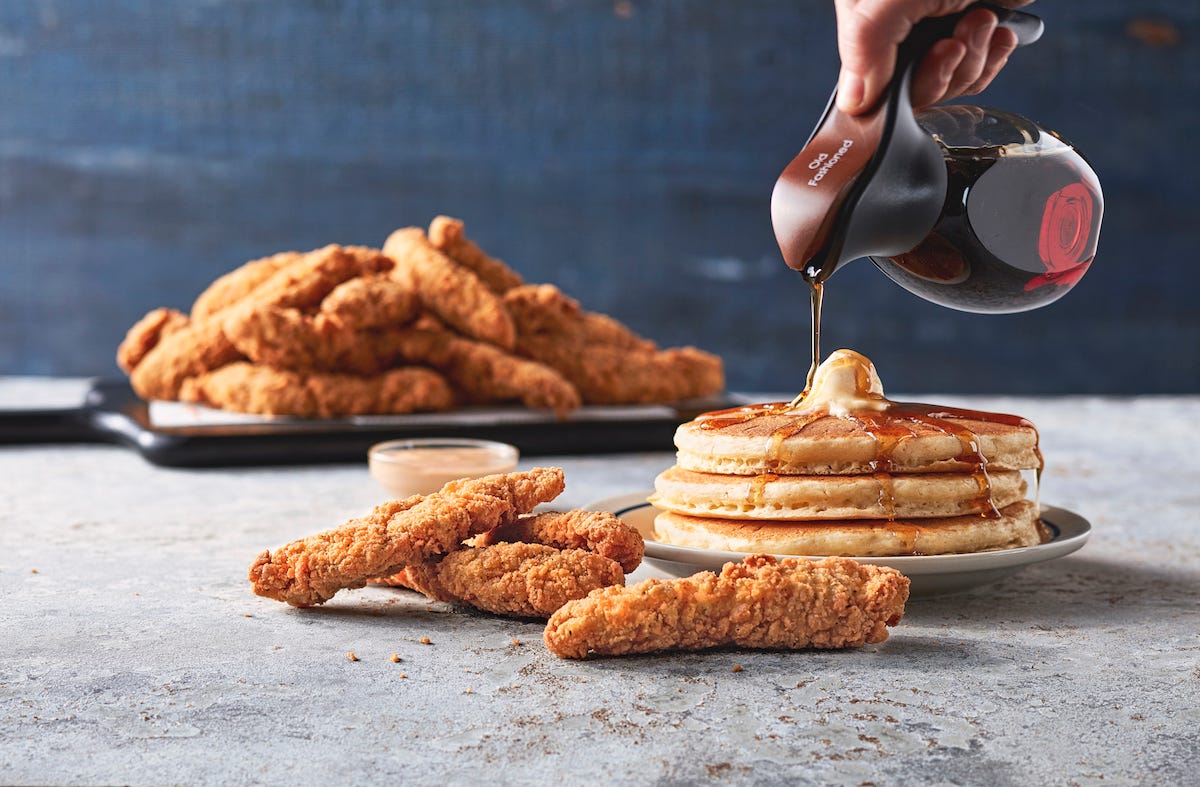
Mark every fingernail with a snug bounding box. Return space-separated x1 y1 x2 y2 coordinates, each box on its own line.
837 69 864 112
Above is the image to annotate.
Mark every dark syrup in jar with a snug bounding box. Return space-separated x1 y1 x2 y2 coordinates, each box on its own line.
871 106 1103 313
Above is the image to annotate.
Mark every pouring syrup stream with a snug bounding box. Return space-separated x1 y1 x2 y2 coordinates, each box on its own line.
790 280 824 407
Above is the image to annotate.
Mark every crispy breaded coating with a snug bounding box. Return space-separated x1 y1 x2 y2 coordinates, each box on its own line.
504 284 655 351
383 228 517 350
387 543 624 618
504 284 724 404
249 468 566 607
221 262 421 375
320 274 421 331
543 555 909 659
116 307 191 374
221 309 410 377
390 327 580 417
237 245 393 312
428 216 524 295
128 317 243 401
520 337 723 406
191 251 302 321
477 510 644 573
123 246 397 401
179 362 453 418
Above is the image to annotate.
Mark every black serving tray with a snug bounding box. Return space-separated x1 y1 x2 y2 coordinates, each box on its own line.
0 380 733 468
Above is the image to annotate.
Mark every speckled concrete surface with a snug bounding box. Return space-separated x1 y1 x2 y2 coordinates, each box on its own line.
2 385 1198 785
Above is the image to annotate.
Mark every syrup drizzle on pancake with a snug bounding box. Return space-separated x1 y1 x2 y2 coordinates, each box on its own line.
697 404 831 508
693 358 1045 539
843 411 915 521
892 406 999 519
747 472 778 508
882 522 920 554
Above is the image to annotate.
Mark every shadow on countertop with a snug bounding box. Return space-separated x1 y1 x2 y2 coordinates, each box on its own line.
903 553 1200 631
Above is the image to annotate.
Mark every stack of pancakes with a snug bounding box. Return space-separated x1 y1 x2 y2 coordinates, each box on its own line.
651 350 1045 557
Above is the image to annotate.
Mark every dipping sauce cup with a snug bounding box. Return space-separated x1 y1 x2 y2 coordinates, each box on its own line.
368 438 520 498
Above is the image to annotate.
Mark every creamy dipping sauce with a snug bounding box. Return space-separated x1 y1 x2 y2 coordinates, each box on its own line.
368 439 520 498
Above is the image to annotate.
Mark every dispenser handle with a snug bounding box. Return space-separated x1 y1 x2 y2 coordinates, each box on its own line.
990 5 1044 47
896 3 1043 85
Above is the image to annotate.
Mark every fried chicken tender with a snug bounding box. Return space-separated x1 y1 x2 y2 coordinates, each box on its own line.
234 245 394 312
191 251 303 321
220 254 422 375
221 305 420 377
249 468 566 607
428 216 524 295
477 510 644 573
320 274 421 331
527 342 723 405
122 246 396 401
543 555 909 659
504 283 655 351
116 307 191 374
221 308 376 376
390 327 580 417
127 316 243 401
383 228 517 350
179 362 453 418
504 284 724 404
386 543 624 618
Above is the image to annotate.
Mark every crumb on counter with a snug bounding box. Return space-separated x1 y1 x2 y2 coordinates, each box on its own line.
390 653 401 663
511 638 521 646
30 569 38 574
732 664 744 673
243 613 253 618
347 652 359 662
399 673 408 679
419 637 432 645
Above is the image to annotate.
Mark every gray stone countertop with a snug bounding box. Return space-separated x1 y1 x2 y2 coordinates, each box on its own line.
1 381 1198 785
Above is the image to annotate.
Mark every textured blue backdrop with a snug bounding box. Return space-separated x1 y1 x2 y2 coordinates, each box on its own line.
1 1 1196 394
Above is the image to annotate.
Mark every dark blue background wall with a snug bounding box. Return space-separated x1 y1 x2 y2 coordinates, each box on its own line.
1 1 1196 394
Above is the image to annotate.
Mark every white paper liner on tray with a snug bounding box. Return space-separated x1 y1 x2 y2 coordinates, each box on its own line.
148 400 677 428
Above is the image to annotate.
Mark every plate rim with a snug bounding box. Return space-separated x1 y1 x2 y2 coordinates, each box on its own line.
585 490 1091 576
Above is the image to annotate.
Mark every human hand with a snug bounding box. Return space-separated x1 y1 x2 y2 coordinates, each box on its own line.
834 0 1033 115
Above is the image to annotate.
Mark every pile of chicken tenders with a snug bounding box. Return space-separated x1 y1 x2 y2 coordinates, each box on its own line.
117 217 724 418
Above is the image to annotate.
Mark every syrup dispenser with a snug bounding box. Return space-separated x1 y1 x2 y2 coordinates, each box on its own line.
771 2 1102 313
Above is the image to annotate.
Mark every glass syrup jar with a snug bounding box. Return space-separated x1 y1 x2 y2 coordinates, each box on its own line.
872 105 1103 313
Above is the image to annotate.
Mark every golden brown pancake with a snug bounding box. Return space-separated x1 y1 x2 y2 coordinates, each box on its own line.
651 465 1026 521
653 500 1044 557
674 407 1040 476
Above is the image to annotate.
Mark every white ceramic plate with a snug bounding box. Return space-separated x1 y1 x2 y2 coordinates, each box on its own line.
585 492 1091 597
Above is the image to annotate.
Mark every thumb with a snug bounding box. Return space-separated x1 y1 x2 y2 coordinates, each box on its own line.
835 0 976 114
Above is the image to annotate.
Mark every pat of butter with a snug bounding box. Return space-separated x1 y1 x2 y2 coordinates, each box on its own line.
368 439 519 499
797 348 891 417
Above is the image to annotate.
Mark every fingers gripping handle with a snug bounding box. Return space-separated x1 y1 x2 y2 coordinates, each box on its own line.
895 3 1043 92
